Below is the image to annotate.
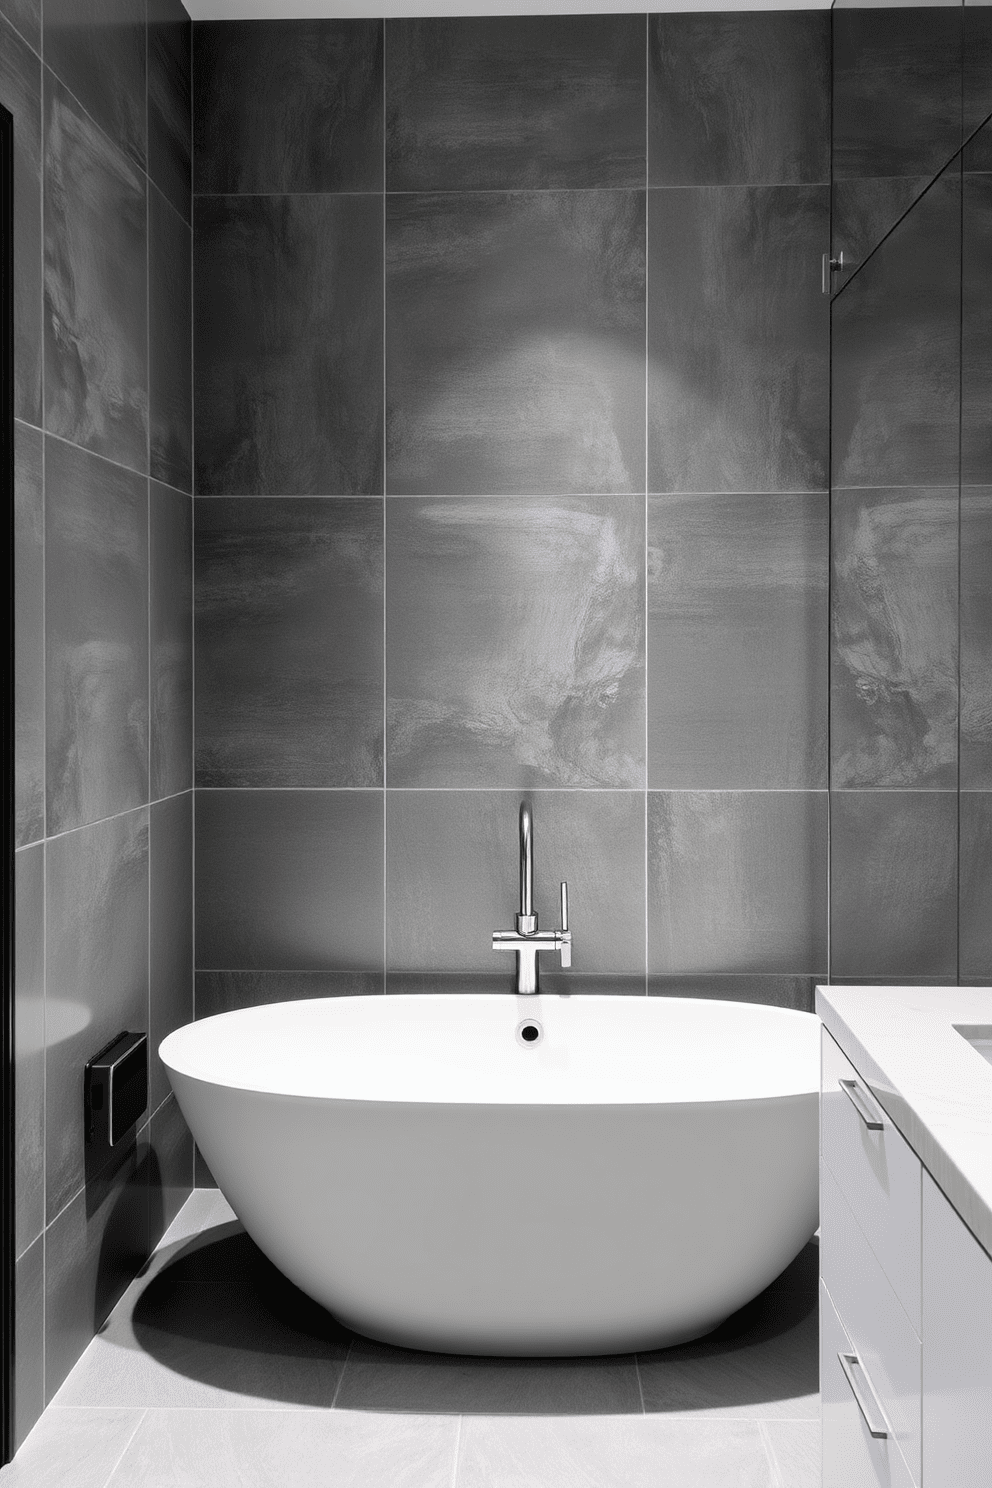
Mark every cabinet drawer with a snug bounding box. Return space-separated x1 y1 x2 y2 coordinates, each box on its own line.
821 1280 917 1488
821 1163 921 1484
821 1028 921 1332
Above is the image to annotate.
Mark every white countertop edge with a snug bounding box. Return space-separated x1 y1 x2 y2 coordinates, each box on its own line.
816 984 992 1262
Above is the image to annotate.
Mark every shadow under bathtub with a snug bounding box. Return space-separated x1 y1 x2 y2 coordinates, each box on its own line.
129 1223 818 1415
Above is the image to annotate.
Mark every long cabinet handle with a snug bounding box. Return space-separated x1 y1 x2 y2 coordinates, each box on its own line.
840 1078 885 1131
837 1351 890 1439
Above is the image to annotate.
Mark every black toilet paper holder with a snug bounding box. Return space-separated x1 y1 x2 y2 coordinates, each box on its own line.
84 1031 148 1148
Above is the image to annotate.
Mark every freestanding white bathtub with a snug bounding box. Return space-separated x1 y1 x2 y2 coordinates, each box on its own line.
160 994 819 1356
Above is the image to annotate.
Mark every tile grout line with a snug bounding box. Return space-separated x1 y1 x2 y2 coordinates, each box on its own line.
97 1407 149 1488
756 1419 786 1488
633 1353 646 1414
450 1414 464 1488
328 1337 354 1410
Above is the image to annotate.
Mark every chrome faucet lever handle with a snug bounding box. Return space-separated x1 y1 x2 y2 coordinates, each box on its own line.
558 881 572 967
560 881 568 933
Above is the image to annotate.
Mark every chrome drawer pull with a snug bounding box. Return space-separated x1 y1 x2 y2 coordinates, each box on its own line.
838 1351 890 1439
840 1079 885 1131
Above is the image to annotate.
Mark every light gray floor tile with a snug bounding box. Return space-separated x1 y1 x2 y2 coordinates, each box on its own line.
0 1407 145 1488
335 1338 642 1415
456 1415 776 1488
105 1408 459 1488
761 1419 820 1488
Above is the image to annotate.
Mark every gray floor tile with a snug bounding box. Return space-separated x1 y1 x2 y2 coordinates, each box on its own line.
761 1419 820 1488
336 1339 642 1416
105 1408 459 1488
456 1416 776 1488
0 1408 144 1488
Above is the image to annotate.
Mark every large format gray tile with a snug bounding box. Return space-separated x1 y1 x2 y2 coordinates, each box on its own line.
963 167 992 487
0 1408 144 1488
832 172 961 492
962 487 992 790
761 1420 819 1488
14 843 44 1260
14 422 43 847
195 499 383 788
147 1096 194 1253
386 14 644 192
456 1416 776 1488
648 792 827 976
195 970 381 1020
195 790 384 972
150 484 192 800
337 1339 641 1415
193 18 383 195
149 187 192 495
960 793 992 982
648 976 814 1013
194 194 383 496
829 791 958 981
831 174 930 276
148 0 191 223
45 809 149 1220
45 437 148 835
637 1285 818 1420
831 487 958 789
647 492 827 789
105 1409 459 1488
44 73 148 474
386 497 644 788
0 17 42 426
649 12 829 187
386 791 645 980
44 0 146 169
13 1235 44 1451
0 0 39 53
149 793 193 1111
648 185 828 493
386 190 645 496
964 8 992 142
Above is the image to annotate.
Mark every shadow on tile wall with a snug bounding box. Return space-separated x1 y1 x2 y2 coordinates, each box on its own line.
4 0 194 1444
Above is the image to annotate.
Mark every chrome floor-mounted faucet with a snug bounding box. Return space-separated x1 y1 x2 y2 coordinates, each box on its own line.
492 802 571 995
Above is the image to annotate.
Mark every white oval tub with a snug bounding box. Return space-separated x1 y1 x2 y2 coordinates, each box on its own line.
160 994 819 1357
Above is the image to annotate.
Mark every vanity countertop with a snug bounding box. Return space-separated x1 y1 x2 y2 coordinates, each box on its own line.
816 985 992 1260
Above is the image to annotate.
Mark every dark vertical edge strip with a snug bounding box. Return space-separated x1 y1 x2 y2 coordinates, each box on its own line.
957 141 964 985
643 13 649 992
826 6 834 983
381 22 387 992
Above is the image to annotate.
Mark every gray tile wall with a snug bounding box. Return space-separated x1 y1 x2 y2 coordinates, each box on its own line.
192 10 830 1024
4 0 194 1445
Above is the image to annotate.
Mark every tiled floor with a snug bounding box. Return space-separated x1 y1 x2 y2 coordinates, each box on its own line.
1 1191 820 1487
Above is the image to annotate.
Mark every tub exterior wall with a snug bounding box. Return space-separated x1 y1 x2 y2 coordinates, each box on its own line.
4 0 195 1443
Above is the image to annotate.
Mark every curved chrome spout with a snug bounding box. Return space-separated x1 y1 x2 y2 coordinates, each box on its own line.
518 801 536 933
493 799 572 994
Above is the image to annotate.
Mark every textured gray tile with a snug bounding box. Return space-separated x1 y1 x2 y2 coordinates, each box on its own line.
761 1420 819 1488
45 809 149 1220
14 421 44 847
386 791 645 980
194 194 383 496
195 499 383 788
647 976 814 1014
0 17 42 426
148 0 191 223
0 1408 144 1488
829 791 958 981
148 1096 193 1251
106 1409 459 1488
649 12 829 187
0 0 39 53
961 793 992 982
457 1417 776 1488
195 790 384 972
832 173 961 491
831 174 931 274
648 792 827 976
14 844 44 1260
387 14 644 192
337 1339 641 1415
193 1147 216 1189
44 0 146 169
149 792 193 1111
831 487 958 789
13 1232 43 1451
963 168 992 486
386 190 645 495
637 1286 818 1419
45 437 148 835
45 1140 150 1401
648 185 828 494
965 9 992 142
962 488 992 790
150 484 192 800
647 492 827 789
44 73 148 474
386 497 644 788
193 18 383 194
149 188 192 495
195 970 381 1020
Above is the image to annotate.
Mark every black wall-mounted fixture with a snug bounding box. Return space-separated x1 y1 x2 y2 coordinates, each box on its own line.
84 1032 148 1150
